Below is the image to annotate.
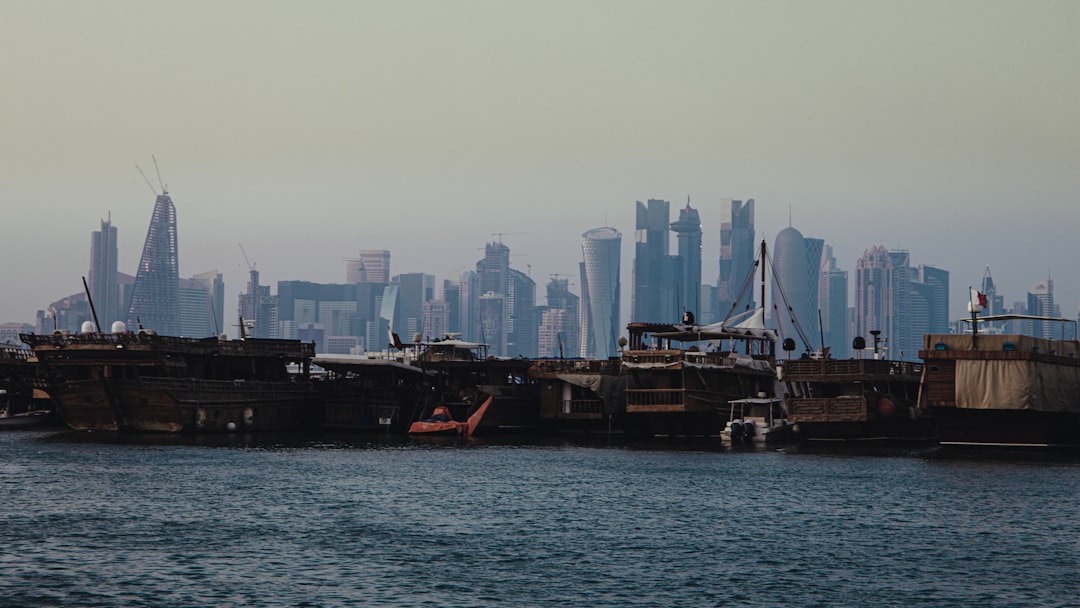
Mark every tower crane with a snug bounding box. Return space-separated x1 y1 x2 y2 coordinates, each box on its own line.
490 231 531 243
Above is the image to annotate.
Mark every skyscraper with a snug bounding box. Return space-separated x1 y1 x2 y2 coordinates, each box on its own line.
772 226 817 352
178 270 224 337
356 250 390 284
474 241 512 354
538 277 579 358
1028 277 1057 339
853 245 944 360
819 246 849 358
803 236 825 347
238 267 276 338
718 198 755 322
580 227 621 359
670 200 702 320
88 216 119 329
126 192 179 335
854 244 893 354
632 199 671 322
506 268 537 357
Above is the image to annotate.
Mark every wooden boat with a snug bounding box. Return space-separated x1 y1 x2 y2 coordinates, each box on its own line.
413 334 540 434
0 344 50 425
780 356 933 442
408 394 493 437
920 314 1080 448
529 357 638 435
314 354 433 433
622 318 778 437
21 327 319 433
623 241 781 438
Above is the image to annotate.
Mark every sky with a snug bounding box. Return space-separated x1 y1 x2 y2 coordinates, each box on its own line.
2 0 1078 333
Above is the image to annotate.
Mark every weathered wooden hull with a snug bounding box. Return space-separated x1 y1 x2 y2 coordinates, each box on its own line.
110 378 319 433
46 378 120 432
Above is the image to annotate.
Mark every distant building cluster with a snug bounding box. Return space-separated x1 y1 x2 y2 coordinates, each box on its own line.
19 191 1075 359
32 192 223 340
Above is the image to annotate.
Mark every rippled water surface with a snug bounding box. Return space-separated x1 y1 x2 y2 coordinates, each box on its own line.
2 429 1079 607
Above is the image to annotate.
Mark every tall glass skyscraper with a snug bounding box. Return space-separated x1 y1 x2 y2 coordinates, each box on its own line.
670 201 702 320
718 198 755 321
127 192 179 335
632 199 670 323
89 216 119 329
772 226 815 352
580 227 621 359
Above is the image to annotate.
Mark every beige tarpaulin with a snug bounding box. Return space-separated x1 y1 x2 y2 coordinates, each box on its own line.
956 359 1080 413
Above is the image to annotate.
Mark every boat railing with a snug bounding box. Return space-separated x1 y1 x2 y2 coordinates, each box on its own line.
787 396 867 422
625 388 685 407
561 399 605 415
623 349 732 367
0 345 34 361
782 358 922 378
122 376 313 395
532 359 621 374
20 332 315 359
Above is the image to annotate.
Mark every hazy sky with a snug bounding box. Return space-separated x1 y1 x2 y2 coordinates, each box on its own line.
2 0 1078 331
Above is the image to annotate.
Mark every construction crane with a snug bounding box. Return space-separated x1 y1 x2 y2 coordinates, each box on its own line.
238 243 255 272
490 231 531 243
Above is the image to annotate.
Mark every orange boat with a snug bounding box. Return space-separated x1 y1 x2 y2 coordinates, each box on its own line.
408 394 494 438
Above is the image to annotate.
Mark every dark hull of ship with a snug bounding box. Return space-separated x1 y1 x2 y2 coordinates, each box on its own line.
791 417 937 443
317 381 421 434
933 408 1080 448
48 377 318 433
636 411 731 438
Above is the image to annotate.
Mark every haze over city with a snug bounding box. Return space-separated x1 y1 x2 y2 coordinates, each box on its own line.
2 0 1078 327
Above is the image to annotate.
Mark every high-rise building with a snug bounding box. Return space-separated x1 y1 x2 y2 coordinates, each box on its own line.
632 199 671 323
345 259 366 284
914 265 949 335
356 250 390 284
888 250 913 358
506 268 537 357
126 192 179 335
422 300 450 342
390 273 436 339
1028 277 1056 339
179 277 210 338
442 280 462 335
820 246 849 358
854 244 893 354
580 227 621 359
538 277 579 358
478 242 510 296
88 216 119 329
469 241 536 356
238 268 276 338
670 200 702 320
854 245 946 361
718 198 755 322
772 226 818 353
179 270 224 337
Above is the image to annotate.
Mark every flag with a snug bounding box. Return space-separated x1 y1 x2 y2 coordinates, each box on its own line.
969 287 988 312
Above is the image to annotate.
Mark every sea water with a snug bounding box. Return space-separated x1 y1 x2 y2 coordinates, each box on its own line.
2 429 1078 607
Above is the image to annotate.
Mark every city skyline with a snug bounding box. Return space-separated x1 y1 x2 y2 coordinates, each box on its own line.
2 1 1077 325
